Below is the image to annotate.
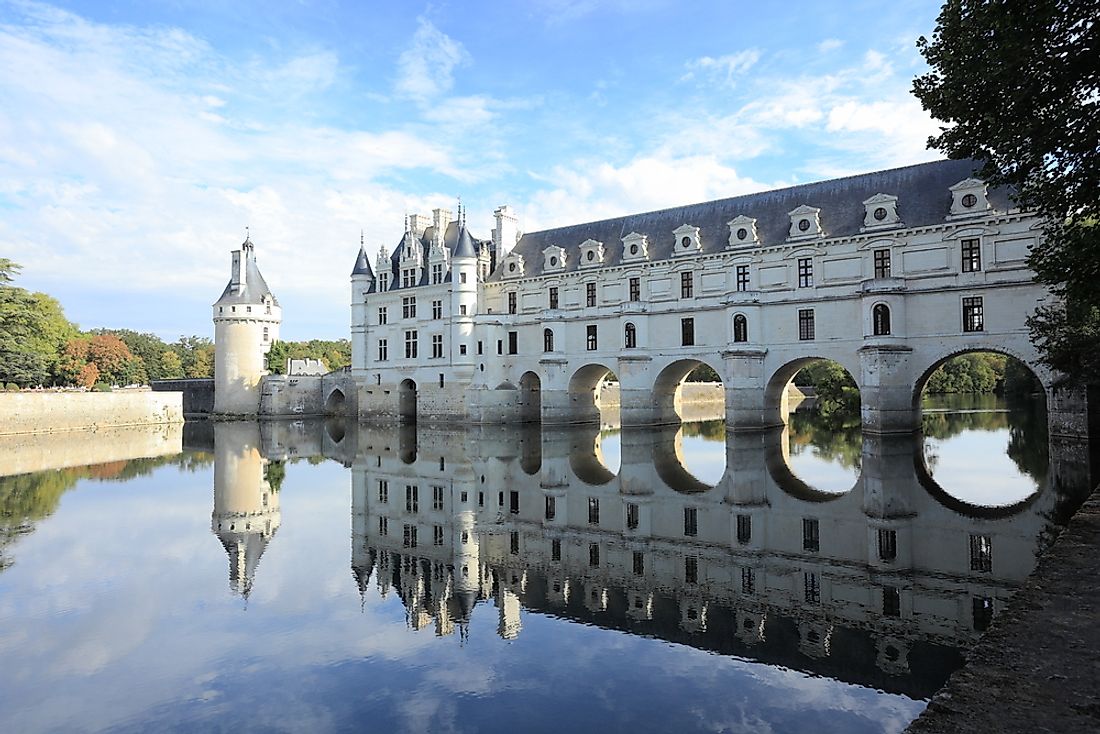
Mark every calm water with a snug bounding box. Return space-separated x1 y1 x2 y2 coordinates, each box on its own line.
0 397 1080 733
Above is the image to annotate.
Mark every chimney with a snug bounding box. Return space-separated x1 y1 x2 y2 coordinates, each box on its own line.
493 205 519 257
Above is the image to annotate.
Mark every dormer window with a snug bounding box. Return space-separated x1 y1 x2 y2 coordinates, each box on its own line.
949 178 992 218
543 245 566 272
672 224 701 256
579 239 605 268
788 205 824 240
621 232 649 262
501 252 525 278
862 194 901 230
727 215 758 248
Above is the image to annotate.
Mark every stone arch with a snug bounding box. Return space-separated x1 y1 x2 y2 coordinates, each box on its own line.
765 427 860 501
652 358 725 425
398 378 417 424
651 425 719 494
324 387 346 415
763 355 861 425
519 371 542 423
910 344 1048 412
568 363 618 425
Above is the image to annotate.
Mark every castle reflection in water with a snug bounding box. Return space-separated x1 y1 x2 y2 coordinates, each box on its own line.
199 415 1053 700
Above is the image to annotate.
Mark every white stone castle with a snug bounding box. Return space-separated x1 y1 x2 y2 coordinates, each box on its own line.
213 158 1053 431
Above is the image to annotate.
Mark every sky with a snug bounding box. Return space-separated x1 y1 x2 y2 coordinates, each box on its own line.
0 0 948 341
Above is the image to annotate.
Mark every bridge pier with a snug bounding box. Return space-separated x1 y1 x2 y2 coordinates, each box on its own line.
859 344 918 434
723 348 777 431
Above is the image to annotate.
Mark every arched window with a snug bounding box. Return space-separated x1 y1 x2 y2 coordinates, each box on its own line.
873 303 891 336
543 328 554 353
733 314 748 343
624 322 637 349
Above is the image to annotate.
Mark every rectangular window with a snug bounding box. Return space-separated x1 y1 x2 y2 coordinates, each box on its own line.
433 525 444 546
402 268 416 288
883 586 901 617
377 480 388 503
804 572 821 604
378 516 388 536
378 307 387 325
970 534 992 572
432 300 442 319
402 296 417 319
551 538 561 562
431 334 443 358
431 263 443 284
973 596 994 631
508 331 518 355
460 304 468 316
803 518 820 552
632 551 644 576
681 317 695 347
460 272 467 284
586 324 598 351
509 490 519 514
545 495 556 521
549 287 559 309
684 506 698 537
459 344 467 355
798 257 814 288
961 237 982 272
405 485 419 513
963 296 984 332
586 282 596 307
680 271 694 298
432 485 444 511
685 556 698 584
588 542 600 567
878 528 897 562
736 514 751 544
403 524 417 548
741 567 755 594
497 339 503 355
626 502 639 530
798 309 815 340
510 531 519 555
377 339 388 361
379 274 389 291
629 277 640 302
588 497 600 525
404 330 418 358
736 265 750 291
874 248 891 278
508 291 517 314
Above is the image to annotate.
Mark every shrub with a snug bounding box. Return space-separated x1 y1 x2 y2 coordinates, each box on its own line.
92 383 113 392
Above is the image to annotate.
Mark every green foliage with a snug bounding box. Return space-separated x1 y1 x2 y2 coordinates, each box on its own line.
92 383 112 392
265 339 352 374
913 1 1100 384
788 408 863 470
684 364 720 383
794 361 860 414
173 336 215 379
264 460 286 492
0 266 79 387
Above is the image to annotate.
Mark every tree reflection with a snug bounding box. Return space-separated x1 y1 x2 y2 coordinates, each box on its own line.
787 408 863 470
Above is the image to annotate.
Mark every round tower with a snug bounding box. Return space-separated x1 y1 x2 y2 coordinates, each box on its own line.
211 422 282 598
213 236 282 415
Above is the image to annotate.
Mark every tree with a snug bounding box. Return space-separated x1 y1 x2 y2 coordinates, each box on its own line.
913 0 1100 383
0 263 78 386
158 349 184 379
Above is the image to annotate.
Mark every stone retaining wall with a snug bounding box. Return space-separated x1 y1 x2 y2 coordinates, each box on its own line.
0 422 183 476
151 379 214 416
0 391 184 436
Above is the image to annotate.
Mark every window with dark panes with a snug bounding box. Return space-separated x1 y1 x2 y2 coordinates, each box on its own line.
586 324 598 351
586 282 596 307
507 291 516 314
878 528 897 561
543 328 554 352
681 271 693 298
733 314 748 343
626 502 639 530
624 322 637 348
874 248 891 278
736 514 751 544
736 264 750 291
961 237 982 272
798 257 813 287
545 495 555 521
803 518 819 552
588 497 600 525
629 277 640 301
873 303 891 335
883 586 901 617
549 286 558 309
508 331 517 355
684 507 698 536
970 534 992 572
681 317 695 346
963 297 984 332
798 309 815 340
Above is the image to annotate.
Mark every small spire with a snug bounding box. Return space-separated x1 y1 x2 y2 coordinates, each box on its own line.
360 229 365 246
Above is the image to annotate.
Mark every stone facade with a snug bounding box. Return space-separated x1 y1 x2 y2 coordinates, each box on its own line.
343 159 1058 433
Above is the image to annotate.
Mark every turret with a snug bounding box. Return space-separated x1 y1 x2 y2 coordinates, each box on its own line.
211 422 282 598
350 235 375 376
213 236 282 415
450 207 480 362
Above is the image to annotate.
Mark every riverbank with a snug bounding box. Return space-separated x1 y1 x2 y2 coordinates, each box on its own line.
906 484 1100 733
0 391 184 436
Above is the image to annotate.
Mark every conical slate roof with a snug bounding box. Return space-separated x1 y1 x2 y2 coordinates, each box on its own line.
351 245 374 277
452 224 478 259
214 239 280 307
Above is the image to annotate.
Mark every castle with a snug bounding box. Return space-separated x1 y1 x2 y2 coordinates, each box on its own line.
212 157 1054 432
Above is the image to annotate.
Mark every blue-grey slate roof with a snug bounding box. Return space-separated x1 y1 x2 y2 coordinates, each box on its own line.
379 220 490 291
214 241 280 306
351 245 374 278
490 159 1009 281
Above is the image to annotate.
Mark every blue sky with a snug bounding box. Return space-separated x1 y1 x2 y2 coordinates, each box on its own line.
0 0 946 341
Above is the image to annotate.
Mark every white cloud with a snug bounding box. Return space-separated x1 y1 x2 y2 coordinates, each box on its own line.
394 17 470 103
682 49 761 86
817 38 844 53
